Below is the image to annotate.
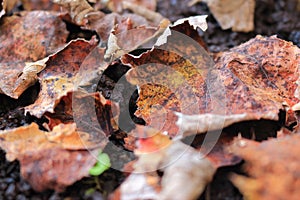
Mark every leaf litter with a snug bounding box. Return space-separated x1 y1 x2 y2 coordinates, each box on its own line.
0 0 299 199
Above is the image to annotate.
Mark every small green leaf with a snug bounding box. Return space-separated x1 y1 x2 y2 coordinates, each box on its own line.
89 152 111 176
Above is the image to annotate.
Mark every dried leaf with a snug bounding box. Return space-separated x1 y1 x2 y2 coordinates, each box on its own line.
190 0 255 32
22 0 61 11
85 12 152 43
173 15 208 31
0 11 68 98
113 126 216 200
0 0 18 18
21 147 98 192
123 35 300 137
122 1 163 25
24 38 98 118
228 135 300 200
106 0 157 13
53 0 96 25
0 123 102 191
105 18 170 61
0 123 101 161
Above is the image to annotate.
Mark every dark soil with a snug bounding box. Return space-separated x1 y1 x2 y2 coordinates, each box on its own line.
0 0 299 199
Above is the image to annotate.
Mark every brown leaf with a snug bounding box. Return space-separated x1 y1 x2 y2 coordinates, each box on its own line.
113 126 216 200
21 147 98 192
44 91 119 146
0 123 102 191
0 123 101 161
0 11 68 98
228 135 300 200
0 0 18 18
24 38 99 118
105 18 170 61
123 35 300 137
190 0 255 32
106 0 157 13
22 0 62 11
85 12 152 43
53 0 98 25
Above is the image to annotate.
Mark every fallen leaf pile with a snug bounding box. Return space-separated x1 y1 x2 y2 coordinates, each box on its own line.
0 0 300 199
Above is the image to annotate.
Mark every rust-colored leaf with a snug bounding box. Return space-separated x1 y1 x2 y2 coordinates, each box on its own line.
228 135 300 200
0 11 68 98
24 38 98 118
0 123 101 191
123 34 300 137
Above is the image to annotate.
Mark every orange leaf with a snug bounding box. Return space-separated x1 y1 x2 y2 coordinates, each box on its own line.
228 135 300 200
0 123 102 191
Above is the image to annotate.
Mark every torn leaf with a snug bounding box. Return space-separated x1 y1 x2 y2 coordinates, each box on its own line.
0 11 68 98
122 35 300 137
24 38 98 118
190 0 255 32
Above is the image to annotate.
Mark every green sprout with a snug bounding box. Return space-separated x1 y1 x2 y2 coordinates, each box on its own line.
89 151 111 176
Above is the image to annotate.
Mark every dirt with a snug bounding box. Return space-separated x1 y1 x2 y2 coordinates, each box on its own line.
0 0 299 199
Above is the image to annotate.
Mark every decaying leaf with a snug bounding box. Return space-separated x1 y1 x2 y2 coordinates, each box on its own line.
0 11 68 98
0 123 102 191
112 126 216 200
228 134 300 200
189 0 255 32
123 34 300 137
24 38 98 118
